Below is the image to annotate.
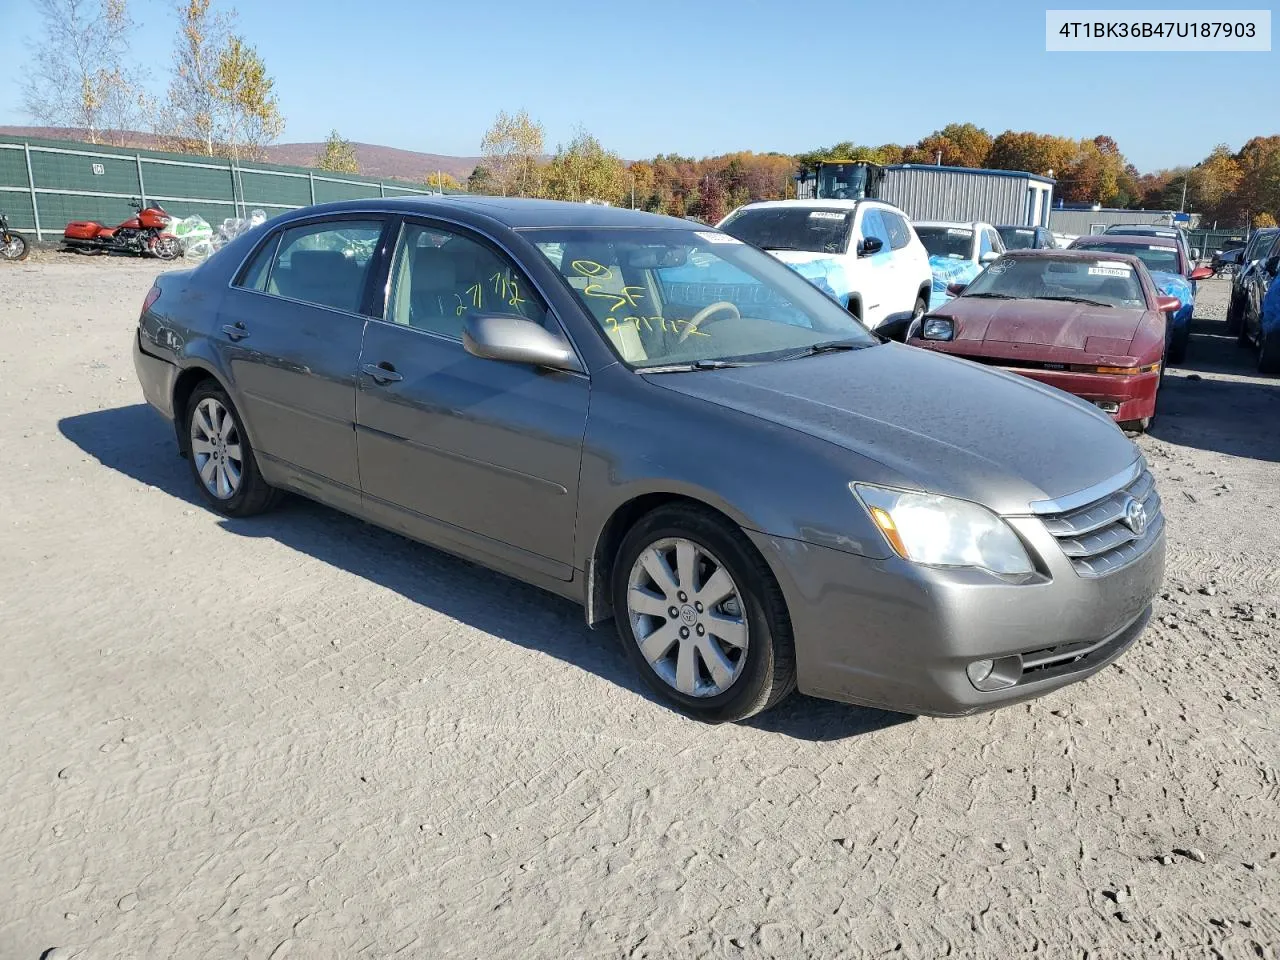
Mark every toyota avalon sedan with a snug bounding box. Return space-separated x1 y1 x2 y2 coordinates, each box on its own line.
133 197 1164 722
906 250 1182 432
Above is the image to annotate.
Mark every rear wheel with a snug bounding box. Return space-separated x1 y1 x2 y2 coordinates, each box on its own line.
184 381 280 516
611 504 796 722
1259 329 1280 376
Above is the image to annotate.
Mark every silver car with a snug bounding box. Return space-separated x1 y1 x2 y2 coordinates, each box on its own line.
133 197 1165 722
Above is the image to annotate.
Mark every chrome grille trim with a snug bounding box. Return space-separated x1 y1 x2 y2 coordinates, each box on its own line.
1039 464 1164 578
1028 458 1143 515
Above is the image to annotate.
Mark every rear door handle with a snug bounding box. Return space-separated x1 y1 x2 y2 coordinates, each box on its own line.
222 322 249 341
362 362 403 384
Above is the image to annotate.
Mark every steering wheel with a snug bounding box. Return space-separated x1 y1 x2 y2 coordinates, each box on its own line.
678 301 741 343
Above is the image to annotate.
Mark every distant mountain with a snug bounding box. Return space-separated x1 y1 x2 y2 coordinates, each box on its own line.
0 126 479 183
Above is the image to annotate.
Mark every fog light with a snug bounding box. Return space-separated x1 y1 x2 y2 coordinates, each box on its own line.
1095 400 1120 414
966 655 1023 692
967 659 994 685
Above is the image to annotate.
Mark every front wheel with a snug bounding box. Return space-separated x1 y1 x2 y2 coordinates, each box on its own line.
151 235 180 260
1 231 29 261
611 505 796 722
185 381 280 516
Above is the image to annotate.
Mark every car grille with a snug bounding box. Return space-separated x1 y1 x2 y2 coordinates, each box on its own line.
1039 466 1164 578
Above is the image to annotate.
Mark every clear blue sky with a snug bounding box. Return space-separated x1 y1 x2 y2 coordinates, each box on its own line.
0 0 1275 171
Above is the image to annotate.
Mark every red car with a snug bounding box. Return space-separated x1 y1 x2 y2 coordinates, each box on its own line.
906 250 1182 432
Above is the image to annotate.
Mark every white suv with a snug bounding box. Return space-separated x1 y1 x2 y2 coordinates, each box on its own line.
718 199 933 339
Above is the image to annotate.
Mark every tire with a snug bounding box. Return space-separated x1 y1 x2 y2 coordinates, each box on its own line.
1120 418 1150 434
611 504 796 723
1225 294 1243 335
1259 329 1280 376
151 235 180 260
0 232 29 261
184 381 280 516
1167 326 1189 365
1237 313 1254 347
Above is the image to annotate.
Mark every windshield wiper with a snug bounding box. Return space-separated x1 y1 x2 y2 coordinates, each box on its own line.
1039 295 1114 308
639 358 753 374
963 292 1016 299
762 245 802 251
776 338 871 361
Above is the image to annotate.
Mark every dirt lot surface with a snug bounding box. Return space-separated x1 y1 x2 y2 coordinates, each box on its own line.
2 255 1278 960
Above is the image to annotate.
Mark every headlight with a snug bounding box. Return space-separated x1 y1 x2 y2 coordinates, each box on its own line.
852 484 1034 575
921 317 954 341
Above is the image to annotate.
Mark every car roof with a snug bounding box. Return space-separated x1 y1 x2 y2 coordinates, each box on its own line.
999 248 1147 265
729 199 903 213
1105 224 1179 235
273 195 696 230
1073 234 1178 250
995 224 1042 231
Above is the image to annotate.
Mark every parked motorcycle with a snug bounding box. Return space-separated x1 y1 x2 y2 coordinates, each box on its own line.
62 199 181 260
1 211 30 261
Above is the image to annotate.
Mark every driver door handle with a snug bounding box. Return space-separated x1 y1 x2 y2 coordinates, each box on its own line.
222 322 249 341
362 362 403 384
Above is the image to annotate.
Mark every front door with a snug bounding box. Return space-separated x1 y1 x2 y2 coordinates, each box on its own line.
851 206 895 327
355 219 589 580
216 216 387 507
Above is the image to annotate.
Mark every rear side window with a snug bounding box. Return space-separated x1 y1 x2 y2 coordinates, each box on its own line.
237 234 279 291
261 220 384 313
882 210 912 250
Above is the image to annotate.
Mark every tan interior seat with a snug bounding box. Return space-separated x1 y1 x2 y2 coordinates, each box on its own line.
559 243 647 363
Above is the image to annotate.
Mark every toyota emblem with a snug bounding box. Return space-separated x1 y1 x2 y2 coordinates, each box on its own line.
1123 497 1147 537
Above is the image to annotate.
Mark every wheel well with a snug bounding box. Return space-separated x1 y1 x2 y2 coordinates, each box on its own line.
171 368 217 455
588 492 741 626
845 294 862 321
917 283 932 304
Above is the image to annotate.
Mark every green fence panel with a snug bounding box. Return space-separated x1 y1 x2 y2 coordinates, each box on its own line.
152 198 239 225
38 193 138 231
30 148 138 197
142 159 235 203
0 192 37 231
0 146 29 188
382 184 431 198
238 169 310 208
313 178 383 203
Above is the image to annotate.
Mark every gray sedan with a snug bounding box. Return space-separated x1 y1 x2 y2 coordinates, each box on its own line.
133 197 1165 722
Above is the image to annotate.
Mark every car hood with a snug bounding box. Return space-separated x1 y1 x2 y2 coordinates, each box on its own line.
940 297 1146 354
648 343 1138 515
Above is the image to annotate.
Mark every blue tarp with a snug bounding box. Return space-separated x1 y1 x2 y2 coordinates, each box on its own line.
927 255 981 311
1263 273 1280 336
1148 270 1193 336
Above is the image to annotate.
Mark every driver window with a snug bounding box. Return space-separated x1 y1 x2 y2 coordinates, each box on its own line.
859 209 891 252
386 222 548 339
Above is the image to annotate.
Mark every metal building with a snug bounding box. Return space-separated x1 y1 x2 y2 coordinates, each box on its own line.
878 164 1056 227
1045 205 1200 237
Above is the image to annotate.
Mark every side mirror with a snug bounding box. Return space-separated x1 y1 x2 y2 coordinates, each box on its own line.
1188 266 1214 281
946 282 968 297
980 251 1001 264
1156 295 1183 314
463 313 583 373
858 236 884 257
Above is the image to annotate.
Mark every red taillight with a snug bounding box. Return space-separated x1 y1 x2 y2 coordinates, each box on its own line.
141 285 161 320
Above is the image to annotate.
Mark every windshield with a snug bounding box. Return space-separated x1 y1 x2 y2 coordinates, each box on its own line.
1080 241 1179 275
961 256 1147 309
1246 229 1278 260
997 227 1038 250
1106 227 1177 240
527 227 876 369
719 207 852 254
916 226 973 260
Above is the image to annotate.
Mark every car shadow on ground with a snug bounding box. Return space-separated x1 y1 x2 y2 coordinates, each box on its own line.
1153 317 1280 462
58 403 907 742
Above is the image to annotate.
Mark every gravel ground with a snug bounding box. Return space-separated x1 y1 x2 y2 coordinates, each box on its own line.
2 255 1278 960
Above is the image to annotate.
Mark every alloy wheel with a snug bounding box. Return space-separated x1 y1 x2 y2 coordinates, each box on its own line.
190 397 243 499
626 537 749 697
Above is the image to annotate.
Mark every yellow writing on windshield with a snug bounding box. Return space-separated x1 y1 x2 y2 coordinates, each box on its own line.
571 259 613 280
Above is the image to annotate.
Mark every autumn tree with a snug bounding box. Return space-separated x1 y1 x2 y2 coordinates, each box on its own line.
425 171 461 192
540 129 625 204
1234 136 1280 225
693 173 727 224
987 130 1077 177
316 129 359 174
1255 212 1278 229
479 109 544 196
22 0 144 144
164 0 283 159
1188 145 1242 218
906 123 992 168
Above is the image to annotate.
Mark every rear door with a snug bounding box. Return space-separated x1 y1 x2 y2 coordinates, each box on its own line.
354 219 589 579
217 216 388 508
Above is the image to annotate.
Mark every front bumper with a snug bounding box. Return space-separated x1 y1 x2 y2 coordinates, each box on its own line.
1008 367 1159 423
748 514 1165 716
